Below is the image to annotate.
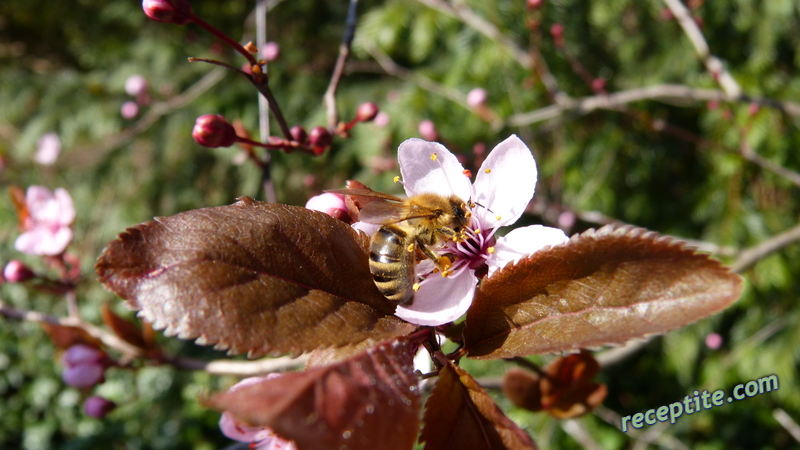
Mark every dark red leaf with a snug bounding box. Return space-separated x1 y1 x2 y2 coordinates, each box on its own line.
96 198 415 357
41 323 103 350
100 303 148 350
210 338 421 450
420 361 536 450
464 225 742 359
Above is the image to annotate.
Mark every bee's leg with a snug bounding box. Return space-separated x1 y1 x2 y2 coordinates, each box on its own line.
416 237 455 277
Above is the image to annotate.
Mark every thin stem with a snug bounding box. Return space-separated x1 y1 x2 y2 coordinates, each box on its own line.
191 15 258 66
323 0 359 130
255 0 275 203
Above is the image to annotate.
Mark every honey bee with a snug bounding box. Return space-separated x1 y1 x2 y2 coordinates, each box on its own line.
328 187 472 305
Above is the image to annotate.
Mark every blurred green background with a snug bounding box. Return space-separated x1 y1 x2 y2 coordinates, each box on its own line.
1 0 799 448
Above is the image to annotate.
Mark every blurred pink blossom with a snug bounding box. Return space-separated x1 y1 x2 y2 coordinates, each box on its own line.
705 332 723 350
15 186 75 256
121 101 140 119
466 88 488 107
35 132 61 165
262 41 281 62
373 111 390 128
124 74 149 96
418 120 438 141
219 375 297 450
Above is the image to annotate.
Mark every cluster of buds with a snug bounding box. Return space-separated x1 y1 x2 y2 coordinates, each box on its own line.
192 101 380 158
62 344 117 418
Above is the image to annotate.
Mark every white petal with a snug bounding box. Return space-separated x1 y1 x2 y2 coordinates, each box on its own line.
487 225 568 276
351 221 380 237
472 135 537 227
398 138 471 200
394 270 477 326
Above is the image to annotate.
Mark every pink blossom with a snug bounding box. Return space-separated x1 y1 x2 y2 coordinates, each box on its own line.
15 186 75 256
35 132 61 165
261 41 281 62
84 396 116 418
363 135 569 326
705 332 723 350
305 192 349 222
418 120 438 141
466 88 488 108
124 74 149 97
219 375 297 450
373 111 390 128
121 101 139 119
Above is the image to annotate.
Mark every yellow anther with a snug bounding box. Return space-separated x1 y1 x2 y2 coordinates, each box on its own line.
430 153 438 161
484 168 492 174
441 270 451 278
393 176 401 183
487 246 495 254
465 210 472 219
412 283 421 291
473 228 481 234
495 215 502 221
407 243 415 252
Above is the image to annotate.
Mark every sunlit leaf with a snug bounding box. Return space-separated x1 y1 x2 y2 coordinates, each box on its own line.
420 360 536 450
96 198 415 357
464 225 742 359
210 337 421 450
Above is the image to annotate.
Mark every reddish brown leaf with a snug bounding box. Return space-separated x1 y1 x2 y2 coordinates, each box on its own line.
101 303 148 350
464 225 742 359
96 198 415 357
210 338 421 450
501 368 543 412
420 361 536 450
41 323 103 350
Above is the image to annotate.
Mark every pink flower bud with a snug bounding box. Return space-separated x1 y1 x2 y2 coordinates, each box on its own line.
418 120 438 141
34 132 61 166
261 41 281 62
84 396 116 418
527 0 543 9
748 102 760 116
705 333 723 350
591 78 606 93
121 101 139 119
373 111 390 128
142 0 193 25
466 88 488 108
308 126 332 153
355 102 379 122
193 115 237 148
290 126 308 143
306 193 349 222
4 260 35 283
124 75 149 97
62 344 106 389
550 23 565 48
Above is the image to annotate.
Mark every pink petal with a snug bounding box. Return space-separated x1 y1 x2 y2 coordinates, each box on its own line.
351 221 380 237
472 135 538 228
15 226 73 256
487 225 568 276
394 270 477 326
53 188 76 224
397 139 471 200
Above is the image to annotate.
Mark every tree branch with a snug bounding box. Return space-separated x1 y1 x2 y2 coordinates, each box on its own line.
324 0 359 131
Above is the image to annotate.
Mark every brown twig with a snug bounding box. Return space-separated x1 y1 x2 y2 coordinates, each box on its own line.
323 0 359 131
661 0 741 97
0 300 306 376
730 223 800 273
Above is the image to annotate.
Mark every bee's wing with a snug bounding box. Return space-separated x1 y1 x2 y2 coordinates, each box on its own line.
325 188 404 202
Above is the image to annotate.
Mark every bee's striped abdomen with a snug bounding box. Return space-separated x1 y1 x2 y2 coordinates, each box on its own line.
369 226 415 304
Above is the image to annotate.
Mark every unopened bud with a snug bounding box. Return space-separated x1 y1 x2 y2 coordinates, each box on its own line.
84 396 116 418
527 0 543 9
418 120 438 141
748 102 759 116
466 88 488 108
193 115 237 148
62 344 106 389
591 78 606 93
262 41 281 62
290 125 308 143
4 260 35 283
142 0 193 25
309 126 332 152
124 75 149 97
306 193 349 222
355 102 379 122
705 332 723 350
550 23 565 48
121 101 139 119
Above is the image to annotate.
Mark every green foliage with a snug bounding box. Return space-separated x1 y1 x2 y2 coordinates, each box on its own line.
1 0 799 448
